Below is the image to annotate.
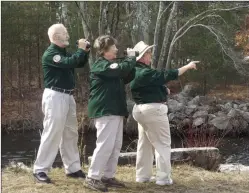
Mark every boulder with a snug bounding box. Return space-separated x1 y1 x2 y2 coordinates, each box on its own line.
193 117 206 127
193 110 208 118
209 116 232 130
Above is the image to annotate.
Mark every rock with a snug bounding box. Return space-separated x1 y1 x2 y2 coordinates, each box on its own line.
168 99 179 112
224 102 233 110
168 112 187 122
176 103 185 112
242 106 248 111
197 105 210 112
239 103 249 111
208 114 216 121
239 103 247 109
227 109 237 118
193 110 208 118
185 105 197 115
193 117 206 127
210 116 232 130
88 147 221 170
168 113 175 121
188 96 200 106
240 111 249 122
8 161 32 172
219 164 249 173
182 118 192 126
239 120 248 130
231 119 240 129
174 94 189 105
217 111 226 117
171 147 221 171
168 99 185 112
233 104 239 109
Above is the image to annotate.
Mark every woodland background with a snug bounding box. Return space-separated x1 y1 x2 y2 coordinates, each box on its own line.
1 1 249 131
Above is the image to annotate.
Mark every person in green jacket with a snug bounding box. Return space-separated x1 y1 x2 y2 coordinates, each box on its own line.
33 24 90 183
86 35 137 192
130 41 199 186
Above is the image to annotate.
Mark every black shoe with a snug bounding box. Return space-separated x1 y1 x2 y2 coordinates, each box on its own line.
85 177 108 192
66 170 86 179
33 172 51 183
101 177 125 188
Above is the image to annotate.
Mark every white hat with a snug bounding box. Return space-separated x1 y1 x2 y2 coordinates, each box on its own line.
133 41 155 61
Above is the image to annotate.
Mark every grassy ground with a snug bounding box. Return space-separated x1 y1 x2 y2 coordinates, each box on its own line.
2 165 249 193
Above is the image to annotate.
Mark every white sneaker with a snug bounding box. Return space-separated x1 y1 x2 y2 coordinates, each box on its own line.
156 178 173 186
136 176 156 183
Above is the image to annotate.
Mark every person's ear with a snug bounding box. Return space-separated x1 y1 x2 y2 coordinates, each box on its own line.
52 33 59 42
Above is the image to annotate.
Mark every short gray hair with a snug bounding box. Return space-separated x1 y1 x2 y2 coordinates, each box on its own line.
47 23 66 42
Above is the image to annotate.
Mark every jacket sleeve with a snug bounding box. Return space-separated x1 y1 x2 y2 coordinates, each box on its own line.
123 67 136 84
91 57 136 78
44 49 89 68
66 51 89 68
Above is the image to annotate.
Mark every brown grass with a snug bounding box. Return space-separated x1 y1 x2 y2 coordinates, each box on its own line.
208 85 249 100
2 165 249 193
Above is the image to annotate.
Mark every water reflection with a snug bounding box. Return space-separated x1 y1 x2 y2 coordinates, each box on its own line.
1 131 249 167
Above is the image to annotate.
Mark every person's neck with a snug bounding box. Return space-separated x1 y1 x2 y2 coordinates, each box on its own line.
103 55 115 61
138 59 149 65
51 41 66 48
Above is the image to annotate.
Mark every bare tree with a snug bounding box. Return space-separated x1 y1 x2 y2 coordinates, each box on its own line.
165 5 249 71
125 2 136 45
98 1 111 35
157 2 178 70
76 1 94 65
137 2 150 43
151 1 173 69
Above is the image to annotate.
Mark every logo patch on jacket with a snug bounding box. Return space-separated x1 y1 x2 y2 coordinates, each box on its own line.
110 63 118 69
53 55 61 63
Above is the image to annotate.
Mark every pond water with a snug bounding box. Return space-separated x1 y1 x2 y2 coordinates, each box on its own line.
1 131 249 168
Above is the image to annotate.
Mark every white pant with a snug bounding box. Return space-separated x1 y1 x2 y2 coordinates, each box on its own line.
33 88 81 174
132 103 171 181
88 116 123 180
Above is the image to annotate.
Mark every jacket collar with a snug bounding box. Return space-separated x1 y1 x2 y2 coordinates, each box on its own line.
50 43 66 53
136 61 151 69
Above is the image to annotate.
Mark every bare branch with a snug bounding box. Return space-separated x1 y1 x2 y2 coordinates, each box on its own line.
158 1 174 21
159 2 178 69
198 14 229 27
98 1 104 35
166 5 249 69
172 23 249 76
151 1 164 69
75 1 93 40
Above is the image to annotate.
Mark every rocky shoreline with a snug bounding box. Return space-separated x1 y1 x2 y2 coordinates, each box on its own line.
2 85 249 137
125 85 249 136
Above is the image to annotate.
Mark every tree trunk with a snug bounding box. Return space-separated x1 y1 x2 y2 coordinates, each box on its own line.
125 2 136 45
61 2 68 26
111 2 120 37
158 2 178 70
78 1 93 65
151 1 164 69
137 2 150 43
98 1 104 35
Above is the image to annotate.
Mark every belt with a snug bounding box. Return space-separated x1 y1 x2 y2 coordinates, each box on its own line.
50 86 74 95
